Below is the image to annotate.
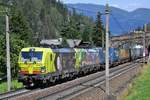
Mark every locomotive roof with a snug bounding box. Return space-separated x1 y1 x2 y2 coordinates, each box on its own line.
52 48 75 53
21 47 51 52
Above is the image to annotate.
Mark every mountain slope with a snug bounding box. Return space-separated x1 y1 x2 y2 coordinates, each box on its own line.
67 3 150 35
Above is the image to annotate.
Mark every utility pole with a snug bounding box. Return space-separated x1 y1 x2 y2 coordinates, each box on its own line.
105 3 110 97
102 31 105 48
67 12 70 22
129 32 132 61
6 14 11 91
143 24 147 63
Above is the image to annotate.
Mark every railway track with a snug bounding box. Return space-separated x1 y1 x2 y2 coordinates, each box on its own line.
37 61 142 100
0 58 144 100
0 87 40 100
0 88 29 100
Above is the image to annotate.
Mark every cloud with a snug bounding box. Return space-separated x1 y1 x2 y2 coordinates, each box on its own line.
111 4 119 8
125 3 142 11
129 3 141 7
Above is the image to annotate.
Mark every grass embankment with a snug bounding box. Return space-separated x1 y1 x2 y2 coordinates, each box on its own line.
125 64 150 100
0 80 23 93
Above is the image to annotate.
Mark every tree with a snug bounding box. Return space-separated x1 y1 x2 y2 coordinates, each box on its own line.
0 34 29 77
10 35 29 77
0 16 5 34
0 4 31 77
61 19 81 39
92 12 105 47
10 7 32 43
81 25 91 42
0 0 95 77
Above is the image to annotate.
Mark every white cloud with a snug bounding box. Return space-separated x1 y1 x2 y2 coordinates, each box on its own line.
111 4 119 8
126 3 142 11
129 3 141 7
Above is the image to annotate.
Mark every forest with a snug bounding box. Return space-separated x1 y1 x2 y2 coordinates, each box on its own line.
0 0 105 78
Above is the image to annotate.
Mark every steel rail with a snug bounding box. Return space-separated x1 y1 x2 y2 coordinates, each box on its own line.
0 58 144 100
37 60 142 100
61 62 140 100
0 62 131 100
0 88 40 100
0 88 29 100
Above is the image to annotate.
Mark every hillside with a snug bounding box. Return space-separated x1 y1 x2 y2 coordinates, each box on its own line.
0 0 95 77
67 3 150 35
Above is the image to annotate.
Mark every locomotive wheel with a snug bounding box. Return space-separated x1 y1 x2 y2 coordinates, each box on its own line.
50 77 56 83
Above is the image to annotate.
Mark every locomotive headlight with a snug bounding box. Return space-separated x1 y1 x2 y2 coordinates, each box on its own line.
18 67 21 73
41 66 46 73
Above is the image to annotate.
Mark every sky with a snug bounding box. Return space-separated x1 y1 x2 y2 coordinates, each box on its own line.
61 0 150 11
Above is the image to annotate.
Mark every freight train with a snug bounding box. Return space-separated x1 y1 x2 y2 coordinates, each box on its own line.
18 45 146 87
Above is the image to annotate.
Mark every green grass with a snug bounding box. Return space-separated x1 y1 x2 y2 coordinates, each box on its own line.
0 80 23 93
125 64 150 100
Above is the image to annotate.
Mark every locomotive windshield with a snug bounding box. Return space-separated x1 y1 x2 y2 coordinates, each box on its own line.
21 51 43 62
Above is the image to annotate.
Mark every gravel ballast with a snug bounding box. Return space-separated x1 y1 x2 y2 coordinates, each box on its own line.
70 64 142 100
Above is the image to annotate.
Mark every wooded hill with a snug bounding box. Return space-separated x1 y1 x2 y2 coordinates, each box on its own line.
0 0 104 78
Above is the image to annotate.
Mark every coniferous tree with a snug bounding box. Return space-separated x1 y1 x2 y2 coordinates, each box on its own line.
10 7 32 43
92 12 105 47
0 0 95 77
61 19 81 39
0 3 31 77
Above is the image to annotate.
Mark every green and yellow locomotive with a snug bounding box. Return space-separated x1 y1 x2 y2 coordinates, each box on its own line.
18 47 103 86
